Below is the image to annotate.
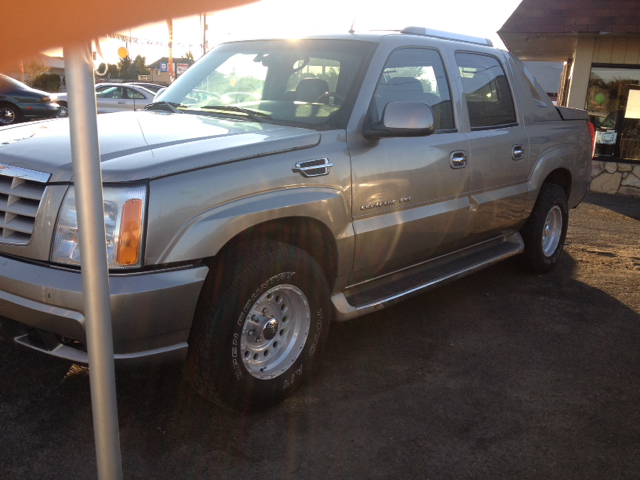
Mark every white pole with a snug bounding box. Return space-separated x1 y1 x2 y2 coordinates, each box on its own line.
63 42 123 480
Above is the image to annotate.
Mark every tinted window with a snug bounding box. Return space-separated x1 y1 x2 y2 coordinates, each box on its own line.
126 88 146 100
96 86 124 99
455 53 516 129
374 48 454 130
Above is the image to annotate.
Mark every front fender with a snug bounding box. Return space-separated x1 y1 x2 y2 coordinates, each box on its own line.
154 187 354 278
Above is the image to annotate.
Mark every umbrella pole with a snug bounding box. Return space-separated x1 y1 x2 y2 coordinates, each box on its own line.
63 43 123 480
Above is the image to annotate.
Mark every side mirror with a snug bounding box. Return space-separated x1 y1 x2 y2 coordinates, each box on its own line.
364 101 435 139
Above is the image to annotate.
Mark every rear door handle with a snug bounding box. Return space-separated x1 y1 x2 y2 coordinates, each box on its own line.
117 101 125 105
512 145 525 160
450 151 467 169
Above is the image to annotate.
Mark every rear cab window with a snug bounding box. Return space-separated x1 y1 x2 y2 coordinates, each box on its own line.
508 54 561 122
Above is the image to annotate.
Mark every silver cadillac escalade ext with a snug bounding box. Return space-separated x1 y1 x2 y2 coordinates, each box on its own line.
0 27 592 410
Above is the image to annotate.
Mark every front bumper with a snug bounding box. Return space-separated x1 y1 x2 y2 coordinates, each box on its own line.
0 255 208 368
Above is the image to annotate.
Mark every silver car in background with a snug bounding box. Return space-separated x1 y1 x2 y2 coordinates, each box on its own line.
56 83 155 116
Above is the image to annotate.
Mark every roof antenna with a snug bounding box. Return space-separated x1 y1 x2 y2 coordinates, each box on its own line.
349 17 357 34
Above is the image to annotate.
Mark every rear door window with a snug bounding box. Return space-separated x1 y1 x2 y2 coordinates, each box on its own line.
455 53 517 129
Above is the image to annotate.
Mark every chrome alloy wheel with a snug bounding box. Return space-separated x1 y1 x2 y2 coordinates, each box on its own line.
542 205 563 257
0 107 16 125
241 284 310 379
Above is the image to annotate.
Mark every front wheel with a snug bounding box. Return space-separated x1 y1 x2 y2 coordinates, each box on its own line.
186 240 331 411
520 183 569 274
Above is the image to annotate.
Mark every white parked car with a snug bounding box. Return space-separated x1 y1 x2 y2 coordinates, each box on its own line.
56 83 155 116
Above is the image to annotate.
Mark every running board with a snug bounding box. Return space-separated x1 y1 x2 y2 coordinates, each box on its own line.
332 233 524 321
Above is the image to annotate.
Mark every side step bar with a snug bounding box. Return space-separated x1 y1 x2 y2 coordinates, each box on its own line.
332 233 524 321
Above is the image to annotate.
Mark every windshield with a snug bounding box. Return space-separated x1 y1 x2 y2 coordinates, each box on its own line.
156 39 375 129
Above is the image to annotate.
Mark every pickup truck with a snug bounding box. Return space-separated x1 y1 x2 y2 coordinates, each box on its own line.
0 27 592 411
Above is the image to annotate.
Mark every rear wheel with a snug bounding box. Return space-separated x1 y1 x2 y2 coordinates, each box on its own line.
520 183 569 274
0 103 20 125
185 240 331 411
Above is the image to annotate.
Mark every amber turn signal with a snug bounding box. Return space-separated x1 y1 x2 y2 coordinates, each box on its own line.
117 199 143 265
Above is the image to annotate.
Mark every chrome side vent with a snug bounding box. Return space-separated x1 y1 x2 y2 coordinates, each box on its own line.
0 165 49 245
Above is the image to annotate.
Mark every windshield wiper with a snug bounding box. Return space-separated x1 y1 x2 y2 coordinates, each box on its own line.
144 101 184 113
196 105 272 122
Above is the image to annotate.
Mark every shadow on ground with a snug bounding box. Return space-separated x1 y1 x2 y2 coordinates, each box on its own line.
2 252 640 479
1 196 639 479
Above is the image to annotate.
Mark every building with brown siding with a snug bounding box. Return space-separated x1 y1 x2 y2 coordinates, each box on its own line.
499 0 640 197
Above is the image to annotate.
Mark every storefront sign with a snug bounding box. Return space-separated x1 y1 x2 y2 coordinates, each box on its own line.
625 88 640 119
177 63 189 75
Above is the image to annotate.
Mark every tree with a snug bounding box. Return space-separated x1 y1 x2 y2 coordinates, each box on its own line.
132 55 149 78
106 64 119 79
23 57 49 87
117 56 132 81
184 51 194 61
33 73 61 92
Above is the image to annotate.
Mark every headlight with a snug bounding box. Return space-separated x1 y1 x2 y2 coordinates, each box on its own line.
51 185 147 269
49 94 58 102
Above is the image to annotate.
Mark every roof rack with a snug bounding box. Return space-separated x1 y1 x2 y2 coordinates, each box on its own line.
401 26 493 47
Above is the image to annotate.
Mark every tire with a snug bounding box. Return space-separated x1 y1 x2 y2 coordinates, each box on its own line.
185 240 331 411
58 102 68 118
0 103 20 126
520 183 569 274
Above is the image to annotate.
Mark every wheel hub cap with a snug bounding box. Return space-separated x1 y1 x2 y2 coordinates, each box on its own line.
542 205 563 257
262 318 278 340
240 284 310 379
0 108 15 125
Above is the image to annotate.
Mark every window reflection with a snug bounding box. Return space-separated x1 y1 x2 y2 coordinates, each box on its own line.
586 66 640 161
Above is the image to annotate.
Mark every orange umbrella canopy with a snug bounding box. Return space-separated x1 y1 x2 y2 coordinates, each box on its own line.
1 0 256 69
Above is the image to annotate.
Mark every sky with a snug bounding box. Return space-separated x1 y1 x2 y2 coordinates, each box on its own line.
46 0 523 65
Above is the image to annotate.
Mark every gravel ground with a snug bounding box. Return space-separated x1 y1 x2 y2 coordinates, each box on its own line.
1 192 639 479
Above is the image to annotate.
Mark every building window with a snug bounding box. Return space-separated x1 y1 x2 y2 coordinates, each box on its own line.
586 65 640 162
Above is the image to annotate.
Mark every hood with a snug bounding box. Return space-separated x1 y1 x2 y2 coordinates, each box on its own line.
0 111 320 182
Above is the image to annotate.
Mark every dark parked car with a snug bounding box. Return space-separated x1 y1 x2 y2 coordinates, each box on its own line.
0 74 60 126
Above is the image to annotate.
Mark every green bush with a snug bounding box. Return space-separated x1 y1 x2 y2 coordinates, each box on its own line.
33 73 62 93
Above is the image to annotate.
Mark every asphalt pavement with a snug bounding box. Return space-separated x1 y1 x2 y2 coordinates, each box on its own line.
1 192 639 479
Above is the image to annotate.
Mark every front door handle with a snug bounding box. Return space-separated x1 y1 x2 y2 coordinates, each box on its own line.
117 101 125 105
512 145 525 160
292 158 333 177
450 151 467 169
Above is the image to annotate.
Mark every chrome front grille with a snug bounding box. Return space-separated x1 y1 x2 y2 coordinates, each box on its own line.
0 165 49 245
